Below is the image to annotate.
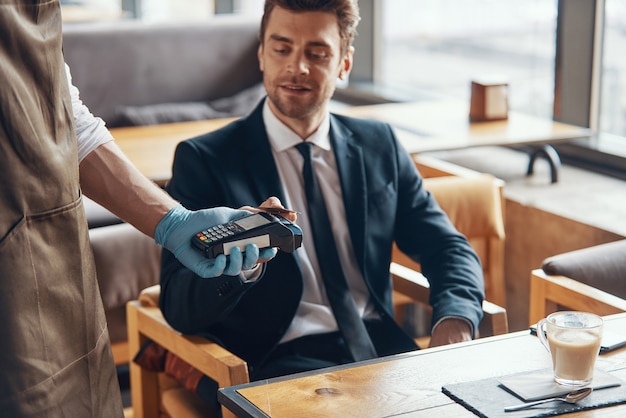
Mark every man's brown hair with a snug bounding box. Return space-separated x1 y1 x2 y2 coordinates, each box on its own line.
259 0 360 55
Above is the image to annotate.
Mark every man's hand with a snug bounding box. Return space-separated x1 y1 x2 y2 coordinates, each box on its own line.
240 196 297 264
428 318 473 348
244 196 298 223
154 204 276 278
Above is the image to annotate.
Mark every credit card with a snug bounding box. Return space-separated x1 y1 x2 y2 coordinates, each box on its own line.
254 206 300 215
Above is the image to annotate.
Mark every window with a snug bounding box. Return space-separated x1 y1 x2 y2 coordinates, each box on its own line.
369 0 625 177
379 0 557 118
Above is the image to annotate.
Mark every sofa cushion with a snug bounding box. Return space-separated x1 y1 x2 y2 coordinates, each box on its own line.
134 339 167 372
83 196 122 228
106 306 128 343
90 223 162 342
206 82 266 115
116 101 230 126
90 223 161 310
134 341 219 415
116 82 266 126
541 239 626 299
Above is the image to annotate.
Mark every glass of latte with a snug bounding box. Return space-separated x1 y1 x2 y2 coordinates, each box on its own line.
537 311 603 386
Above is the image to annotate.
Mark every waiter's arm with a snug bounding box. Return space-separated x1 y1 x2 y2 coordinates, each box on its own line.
79 140 176 237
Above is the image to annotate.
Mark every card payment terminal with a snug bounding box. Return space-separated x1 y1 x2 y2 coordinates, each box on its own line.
192 212 303 258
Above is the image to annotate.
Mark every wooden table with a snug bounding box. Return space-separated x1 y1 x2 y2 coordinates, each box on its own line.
110 118 236 185
218 313 626 417
110 101 590 185
339 101 592 183
339 100 590 153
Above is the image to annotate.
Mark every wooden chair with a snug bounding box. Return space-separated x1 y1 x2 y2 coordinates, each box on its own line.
391 168 507 341
127 262 508 418
528 240 626 326
411 155 507 308
127 286 246 418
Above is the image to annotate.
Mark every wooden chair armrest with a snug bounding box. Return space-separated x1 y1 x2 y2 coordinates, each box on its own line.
390 262 508 338
128 298 248 418
529 269 626 326
129 300 248 385
479 300 509 337
390 262 430 304
413 154 486 179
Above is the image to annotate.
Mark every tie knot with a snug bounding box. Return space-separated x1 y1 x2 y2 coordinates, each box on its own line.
295 142 313 160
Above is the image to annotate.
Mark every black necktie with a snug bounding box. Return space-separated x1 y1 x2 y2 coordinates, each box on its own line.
296 142 377 361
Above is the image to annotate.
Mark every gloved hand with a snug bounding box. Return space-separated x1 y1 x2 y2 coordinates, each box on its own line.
154 204 277 278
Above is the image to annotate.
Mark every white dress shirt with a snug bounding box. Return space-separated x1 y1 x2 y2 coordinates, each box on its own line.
262 102 379 343
65 64 114 162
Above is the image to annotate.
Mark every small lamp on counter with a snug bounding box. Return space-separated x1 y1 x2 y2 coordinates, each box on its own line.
469 77 509 122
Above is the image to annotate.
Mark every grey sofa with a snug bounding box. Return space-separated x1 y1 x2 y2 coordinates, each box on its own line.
62 15 264 128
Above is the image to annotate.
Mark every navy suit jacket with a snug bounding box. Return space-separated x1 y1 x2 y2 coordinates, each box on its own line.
160 100 484 371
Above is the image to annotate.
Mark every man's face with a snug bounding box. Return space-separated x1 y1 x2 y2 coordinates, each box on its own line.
258 6 352 128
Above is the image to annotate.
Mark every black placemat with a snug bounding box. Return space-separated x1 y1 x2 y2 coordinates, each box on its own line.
497 369 620 402
442 369 626 418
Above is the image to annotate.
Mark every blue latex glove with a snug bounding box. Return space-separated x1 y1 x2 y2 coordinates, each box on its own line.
154 204 277 278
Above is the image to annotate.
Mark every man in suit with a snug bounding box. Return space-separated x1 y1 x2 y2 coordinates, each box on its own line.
160 0 484 392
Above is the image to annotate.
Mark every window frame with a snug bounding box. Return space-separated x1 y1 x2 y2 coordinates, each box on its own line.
553 0 626 179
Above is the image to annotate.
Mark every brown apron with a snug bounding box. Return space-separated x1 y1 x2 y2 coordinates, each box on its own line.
0 1 122 416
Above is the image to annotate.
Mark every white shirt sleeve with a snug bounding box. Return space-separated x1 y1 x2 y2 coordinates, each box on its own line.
65 63 114 162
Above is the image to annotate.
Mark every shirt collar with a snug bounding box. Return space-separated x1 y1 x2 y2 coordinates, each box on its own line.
263 100 331 152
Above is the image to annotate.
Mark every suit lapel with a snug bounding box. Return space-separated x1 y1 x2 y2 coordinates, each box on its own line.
330 115 367 269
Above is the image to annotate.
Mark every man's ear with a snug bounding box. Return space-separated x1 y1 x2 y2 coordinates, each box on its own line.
258 44 264 72
338 46 354 80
